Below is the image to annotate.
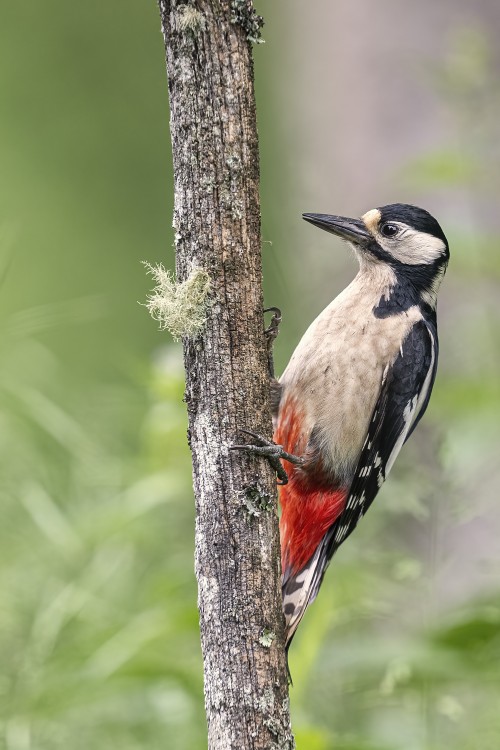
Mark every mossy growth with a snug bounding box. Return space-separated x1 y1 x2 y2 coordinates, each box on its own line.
143 262 211 341
177 5 206 35
241 485 272 517
230 0 264 44
258 628 276 648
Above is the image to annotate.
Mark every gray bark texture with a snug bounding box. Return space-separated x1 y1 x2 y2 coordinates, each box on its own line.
157 2 294 749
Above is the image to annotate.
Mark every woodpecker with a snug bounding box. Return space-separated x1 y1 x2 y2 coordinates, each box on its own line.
236 203 449 649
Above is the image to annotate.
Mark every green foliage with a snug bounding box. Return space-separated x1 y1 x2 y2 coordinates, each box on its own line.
0 330 204 749
402 151 479 188
1 5 499 750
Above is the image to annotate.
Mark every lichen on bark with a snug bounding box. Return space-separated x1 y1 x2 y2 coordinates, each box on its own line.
230 0 264 43
143 262 211 340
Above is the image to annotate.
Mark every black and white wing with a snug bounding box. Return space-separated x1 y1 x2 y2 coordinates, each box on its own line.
287 318 438 638
336 318 438 538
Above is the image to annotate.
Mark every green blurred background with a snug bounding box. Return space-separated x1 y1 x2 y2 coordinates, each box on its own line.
1 2 500 749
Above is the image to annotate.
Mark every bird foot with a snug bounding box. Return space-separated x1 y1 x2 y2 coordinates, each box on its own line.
231 428 304 486
264 307 282 378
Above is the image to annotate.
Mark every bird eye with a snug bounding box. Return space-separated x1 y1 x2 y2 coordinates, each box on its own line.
381 223 399 238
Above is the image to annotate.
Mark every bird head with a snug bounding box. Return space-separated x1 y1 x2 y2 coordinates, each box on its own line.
303 203 449 308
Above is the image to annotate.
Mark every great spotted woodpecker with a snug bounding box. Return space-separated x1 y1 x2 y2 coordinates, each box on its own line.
236 203 449 650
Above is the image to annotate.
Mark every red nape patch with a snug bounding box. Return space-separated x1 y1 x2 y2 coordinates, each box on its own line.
274 395 348 575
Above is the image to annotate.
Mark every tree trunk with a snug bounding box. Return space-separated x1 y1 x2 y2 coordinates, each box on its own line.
156 2 294 748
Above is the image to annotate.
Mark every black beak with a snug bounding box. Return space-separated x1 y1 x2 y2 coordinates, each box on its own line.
302 213 371 245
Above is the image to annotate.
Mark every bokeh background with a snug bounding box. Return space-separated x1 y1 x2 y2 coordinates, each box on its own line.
1 2 500 749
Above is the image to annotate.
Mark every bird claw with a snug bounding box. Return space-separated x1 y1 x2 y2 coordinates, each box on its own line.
231 428 304 486
264 307 282 378
237 428 279 450
264 307 282 342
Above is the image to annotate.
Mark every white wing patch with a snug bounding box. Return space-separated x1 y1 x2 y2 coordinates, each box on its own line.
385 328 436 478
335 524 351 542
346 490 366 510
384 396 418 477
414 328 437 421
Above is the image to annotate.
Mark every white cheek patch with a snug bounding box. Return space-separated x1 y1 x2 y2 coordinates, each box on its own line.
379 226 446 265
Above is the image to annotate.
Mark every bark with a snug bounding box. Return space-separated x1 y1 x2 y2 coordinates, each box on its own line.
157 2 294 749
